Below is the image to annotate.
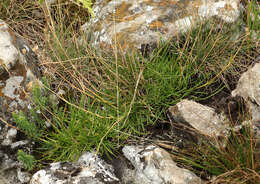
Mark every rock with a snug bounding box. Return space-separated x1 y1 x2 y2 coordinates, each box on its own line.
232 63 260 122
1 128 17 146
0 19 41 184
248 101 260 122
0 19 41 121
17 168 31 184
81 0 241 53
168 99 229 138
0 22 20 75
30 152 119 184
122 145 202 184
232 63 260 106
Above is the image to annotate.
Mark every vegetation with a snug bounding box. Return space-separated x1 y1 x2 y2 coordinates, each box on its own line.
17 150 36 171
173 124 259 184
0 0 259 183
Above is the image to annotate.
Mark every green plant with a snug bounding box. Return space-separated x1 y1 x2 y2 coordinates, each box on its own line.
13 111 41 139
32 3 258 162
8 0 258 168
37 95 121 161
247 0 260 34
17 150 36 171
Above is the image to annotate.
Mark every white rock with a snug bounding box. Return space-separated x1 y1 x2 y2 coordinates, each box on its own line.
17 168 31 183
7 128 17 139
11 140 29 149
0 20 20 74
2 76 24 99
1 128 18 146
30 152 119 184
198 0 241 23
122 145 202 184
30 170 53 184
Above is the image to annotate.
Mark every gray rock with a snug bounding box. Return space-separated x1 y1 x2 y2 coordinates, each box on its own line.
122 145 202 184
232 63 260 106
0 19 41 184
168 99 229 138
0 20 20 75
17 168 31 184
232 63 260 122
11 140 29 149
1 128 17 146
0 19 41 122
81 0 241 53
30 152 119 184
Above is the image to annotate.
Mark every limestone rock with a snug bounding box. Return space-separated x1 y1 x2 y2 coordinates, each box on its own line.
122 145 203 184
168 99 229 138
232 63 260 122
30 152 119 184
82 0 241 53
0 21 20 75
0 19 41 121
0 19 41 184
232 63 260 106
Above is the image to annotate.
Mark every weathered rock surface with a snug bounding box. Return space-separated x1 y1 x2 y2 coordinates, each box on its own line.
0 19 41 184
30 152 119 184
82 0 241 53
0 23 20 75
122 145 203 184
30 147 204 184
0 19 41 121
168 99 229 138
232 63 260 106
232 63 260 122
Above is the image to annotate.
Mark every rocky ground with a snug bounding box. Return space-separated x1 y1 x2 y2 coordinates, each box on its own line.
0 0 259 184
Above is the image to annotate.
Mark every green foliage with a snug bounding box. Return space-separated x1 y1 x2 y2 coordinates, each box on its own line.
13 111 41 139
17 150 36 171
34 10 258 163
38 96 120 161
247 0 260 34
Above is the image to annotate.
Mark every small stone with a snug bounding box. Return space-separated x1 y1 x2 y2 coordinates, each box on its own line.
17 168 31 183
168 99 229 138
7 128 17 139
11 140 29 149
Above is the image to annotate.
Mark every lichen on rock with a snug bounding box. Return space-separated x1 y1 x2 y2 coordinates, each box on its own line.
81 0 241 53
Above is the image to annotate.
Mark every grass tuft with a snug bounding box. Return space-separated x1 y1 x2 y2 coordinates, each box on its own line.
172 124 259 184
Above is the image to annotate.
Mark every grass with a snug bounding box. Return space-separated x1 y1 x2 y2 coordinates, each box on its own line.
172 124 260 184
0 0 259 183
